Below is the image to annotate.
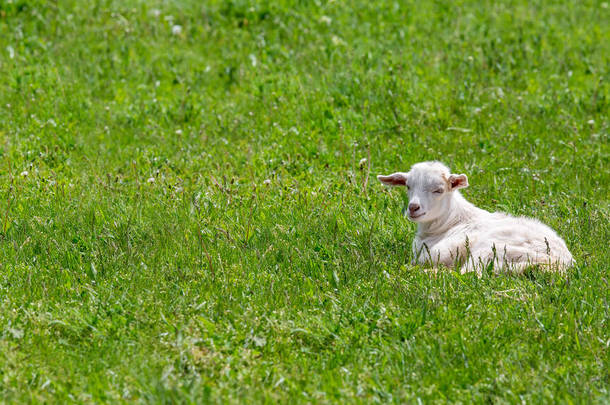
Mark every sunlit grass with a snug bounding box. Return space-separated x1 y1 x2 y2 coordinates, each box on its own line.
0 0 608 402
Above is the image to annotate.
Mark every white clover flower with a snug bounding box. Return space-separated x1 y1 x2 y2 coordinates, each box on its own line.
150 9 161 17
171 25 182 36
320 15 332 25
175 129 183 135
587 120 595 125
263 179 271 185
20 170 28 177
331 35 345 46
147 177 155 183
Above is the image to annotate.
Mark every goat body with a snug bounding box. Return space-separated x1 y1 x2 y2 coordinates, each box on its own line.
378 161 574 273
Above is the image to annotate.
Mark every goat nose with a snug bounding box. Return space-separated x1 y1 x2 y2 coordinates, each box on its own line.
408 203 420 213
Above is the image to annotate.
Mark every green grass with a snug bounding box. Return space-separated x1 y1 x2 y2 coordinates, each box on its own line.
0 0 609 402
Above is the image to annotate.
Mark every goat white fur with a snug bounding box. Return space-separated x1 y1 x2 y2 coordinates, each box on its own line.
378 161 573 273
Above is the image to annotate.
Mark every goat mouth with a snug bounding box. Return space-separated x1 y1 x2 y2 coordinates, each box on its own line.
408 212 426 219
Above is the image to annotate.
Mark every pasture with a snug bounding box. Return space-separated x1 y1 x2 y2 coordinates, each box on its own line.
0 0 608 402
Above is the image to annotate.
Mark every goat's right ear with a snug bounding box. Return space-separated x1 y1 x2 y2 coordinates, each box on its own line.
448 173 468 190
377 172 408 187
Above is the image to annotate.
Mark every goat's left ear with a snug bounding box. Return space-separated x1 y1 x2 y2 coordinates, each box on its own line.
448 174 469 190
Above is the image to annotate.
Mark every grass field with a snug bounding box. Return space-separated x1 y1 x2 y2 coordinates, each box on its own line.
0 0 609 402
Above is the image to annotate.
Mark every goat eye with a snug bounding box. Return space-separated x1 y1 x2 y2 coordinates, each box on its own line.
433 189 443 194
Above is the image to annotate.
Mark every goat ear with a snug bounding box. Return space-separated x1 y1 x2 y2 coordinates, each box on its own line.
448 174 468 190
377 172 408 187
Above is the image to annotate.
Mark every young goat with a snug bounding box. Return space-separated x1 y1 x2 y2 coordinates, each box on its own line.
378 161 574 273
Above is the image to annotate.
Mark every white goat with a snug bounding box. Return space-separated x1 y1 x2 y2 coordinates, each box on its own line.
378 161 574 273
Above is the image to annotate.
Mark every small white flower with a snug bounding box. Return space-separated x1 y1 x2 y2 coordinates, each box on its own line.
263 179 271 185
7 46 14 59
155 80 160 87
319 15 332 25
175 129 183 135
249 54 257 67
587 119 595 125
150 8 161 17
359 158 368 168
467 55 474 61
171 25 182 36
20 170 29 177
331 35 345 46
147 177 155 183
473 107 482 114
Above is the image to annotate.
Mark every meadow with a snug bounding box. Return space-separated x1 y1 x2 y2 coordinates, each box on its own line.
0 0 608 402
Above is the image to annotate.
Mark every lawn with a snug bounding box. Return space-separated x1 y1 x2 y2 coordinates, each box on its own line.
0 0 608 402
